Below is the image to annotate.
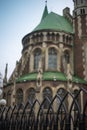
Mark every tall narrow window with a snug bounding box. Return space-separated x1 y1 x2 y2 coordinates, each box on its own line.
34 48 41 70
57 88 67 110
16 89 23 105
43 87 52 109
28 88 35 105
48 48 57 70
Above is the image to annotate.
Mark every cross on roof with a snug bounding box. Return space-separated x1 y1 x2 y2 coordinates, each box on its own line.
45 0 47 5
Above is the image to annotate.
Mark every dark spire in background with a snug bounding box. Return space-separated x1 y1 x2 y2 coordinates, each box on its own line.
3 63 8 85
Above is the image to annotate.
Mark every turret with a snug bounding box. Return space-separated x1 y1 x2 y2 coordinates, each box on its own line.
73 0 87 17
73 0 87 79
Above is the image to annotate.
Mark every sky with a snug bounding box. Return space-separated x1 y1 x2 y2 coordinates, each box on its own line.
0 0 74 79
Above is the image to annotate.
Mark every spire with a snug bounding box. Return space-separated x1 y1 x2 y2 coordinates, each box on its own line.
41 1 48 22
3 63 8 85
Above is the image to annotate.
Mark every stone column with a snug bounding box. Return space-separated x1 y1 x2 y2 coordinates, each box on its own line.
81 35 87 80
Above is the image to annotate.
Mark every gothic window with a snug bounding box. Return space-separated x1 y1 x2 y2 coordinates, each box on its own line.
16 89 23 105
52 33 55 41
56 33 60 41
28 88 35 105
63 35 65 43
80 9 85 14
34 48 42 70
57 88 66 99
40 33 43 41
47 33 51 41
57 88 67 110
48 48 57 70
43 87 52 109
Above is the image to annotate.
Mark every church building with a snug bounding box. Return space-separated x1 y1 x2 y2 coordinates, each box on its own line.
3 0 87 109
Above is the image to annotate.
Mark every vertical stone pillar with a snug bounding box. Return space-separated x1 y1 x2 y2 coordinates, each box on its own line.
59 43 64 71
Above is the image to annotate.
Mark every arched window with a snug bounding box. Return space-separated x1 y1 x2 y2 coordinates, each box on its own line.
80 9 85 14
57 88 67 110
16 89 23 105
34 48 42 70
57 88 66 99
47 33 51 41
43 87 52 109
28 88 35 105
48 48 57 70
63 35 65 43
56 33 60 41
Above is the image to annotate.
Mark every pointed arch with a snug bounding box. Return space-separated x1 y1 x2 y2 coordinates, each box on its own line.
43 87 53 109
57 88 67 110
16 89 23 105
27 88 36 106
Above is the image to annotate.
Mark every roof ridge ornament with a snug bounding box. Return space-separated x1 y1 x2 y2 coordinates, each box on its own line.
40 1 48 21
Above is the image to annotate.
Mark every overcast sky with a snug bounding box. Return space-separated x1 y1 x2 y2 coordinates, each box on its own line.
0 0 74 79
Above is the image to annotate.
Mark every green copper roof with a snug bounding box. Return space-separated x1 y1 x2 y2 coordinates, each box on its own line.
16 72 87 85
16 73 37 82
43 72 66 81
41 5 48 22
33 12 73 33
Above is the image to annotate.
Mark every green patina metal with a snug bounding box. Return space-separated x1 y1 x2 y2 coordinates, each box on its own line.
33 11 73 33
41 5 48 22
16 71 87 85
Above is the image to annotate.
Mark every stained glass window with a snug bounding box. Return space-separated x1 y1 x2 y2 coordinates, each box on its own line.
34 48 41 70
28 88 35 105
43 87 52 109
16 89 23 105
48 48 57 70
57 88 67 110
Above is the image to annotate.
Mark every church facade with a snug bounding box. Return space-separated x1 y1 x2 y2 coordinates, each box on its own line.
3 0 87 109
